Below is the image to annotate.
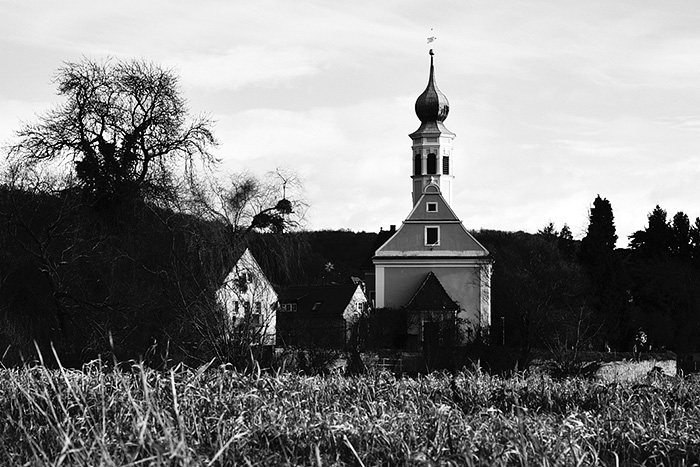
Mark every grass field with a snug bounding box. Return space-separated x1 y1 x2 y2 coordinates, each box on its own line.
1 360 700 466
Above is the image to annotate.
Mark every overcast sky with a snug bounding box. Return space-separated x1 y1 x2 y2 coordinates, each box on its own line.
2 1 699 246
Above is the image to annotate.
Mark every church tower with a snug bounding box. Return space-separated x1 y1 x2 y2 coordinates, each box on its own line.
410 49 455 207
369 49 492 349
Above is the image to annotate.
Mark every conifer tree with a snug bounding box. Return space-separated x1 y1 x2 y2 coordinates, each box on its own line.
629 205 673 259
580 195 628 349
671 211 691 260
581 195 617 261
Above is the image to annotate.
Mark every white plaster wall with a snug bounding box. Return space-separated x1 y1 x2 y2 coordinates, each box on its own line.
381 265 488 342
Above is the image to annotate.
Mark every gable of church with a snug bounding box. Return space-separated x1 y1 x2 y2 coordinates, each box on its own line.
375 186 489 258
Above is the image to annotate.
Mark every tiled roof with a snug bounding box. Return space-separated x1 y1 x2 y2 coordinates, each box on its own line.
404 272 459 311
278 284 360 315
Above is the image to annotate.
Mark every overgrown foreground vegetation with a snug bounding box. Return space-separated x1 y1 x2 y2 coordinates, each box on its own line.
2 363 700 466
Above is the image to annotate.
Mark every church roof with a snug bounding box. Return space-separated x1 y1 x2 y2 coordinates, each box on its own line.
414 50 450 124
405 272 459 311
374 184 489 258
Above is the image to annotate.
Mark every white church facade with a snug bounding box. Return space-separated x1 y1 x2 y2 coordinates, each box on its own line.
369 50 492 347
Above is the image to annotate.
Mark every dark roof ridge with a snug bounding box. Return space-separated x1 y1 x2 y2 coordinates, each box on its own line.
404 271 459 311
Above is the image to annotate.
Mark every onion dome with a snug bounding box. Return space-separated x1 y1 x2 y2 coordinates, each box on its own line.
414 49 449 123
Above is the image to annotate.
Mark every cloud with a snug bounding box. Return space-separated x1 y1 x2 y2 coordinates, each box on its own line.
168 46 328 91
656 116 700 130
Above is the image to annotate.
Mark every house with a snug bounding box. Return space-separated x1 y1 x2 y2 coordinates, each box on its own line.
365 50 493 350
216 248 278 346
276 283 368 348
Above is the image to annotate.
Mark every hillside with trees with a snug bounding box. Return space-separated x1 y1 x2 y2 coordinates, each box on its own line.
477 196 700 364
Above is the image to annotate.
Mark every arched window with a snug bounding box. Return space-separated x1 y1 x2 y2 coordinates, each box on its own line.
427 153 437 175
414 153 421 175
442 156 450 175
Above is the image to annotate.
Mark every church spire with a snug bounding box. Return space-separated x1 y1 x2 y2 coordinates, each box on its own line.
414 49 450 123
409 50 456 207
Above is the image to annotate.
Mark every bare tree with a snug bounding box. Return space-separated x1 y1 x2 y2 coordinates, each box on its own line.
7 57 217 209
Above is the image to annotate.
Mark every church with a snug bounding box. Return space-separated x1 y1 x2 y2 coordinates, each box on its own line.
364 50 493 350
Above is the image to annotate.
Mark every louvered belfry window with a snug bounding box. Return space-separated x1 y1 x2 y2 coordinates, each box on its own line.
427 153 437 175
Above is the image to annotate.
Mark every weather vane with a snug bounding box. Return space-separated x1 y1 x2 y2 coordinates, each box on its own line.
427 28 437 45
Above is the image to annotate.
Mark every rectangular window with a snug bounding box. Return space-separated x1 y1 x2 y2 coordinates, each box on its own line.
427 153 437 175
426 202 437 212
252 302 261 325
425 226 440 246
443 156 450 175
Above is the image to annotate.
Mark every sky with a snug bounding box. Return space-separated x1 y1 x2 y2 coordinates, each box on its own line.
1 1 699 247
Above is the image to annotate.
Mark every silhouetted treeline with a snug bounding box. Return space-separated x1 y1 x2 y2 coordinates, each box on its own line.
4 187 700 367
474 197 700 359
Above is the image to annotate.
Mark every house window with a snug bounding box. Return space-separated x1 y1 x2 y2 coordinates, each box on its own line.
427 153 437 175
232 301 239 314
236 271 250 292
426 202 438 213
443 156 449 175
243 302 251 315
425 226 440 246
252 302 261 325
414 153 421 175
356 302 364 313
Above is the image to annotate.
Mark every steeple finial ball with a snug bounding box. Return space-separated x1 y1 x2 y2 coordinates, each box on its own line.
414 51 449 123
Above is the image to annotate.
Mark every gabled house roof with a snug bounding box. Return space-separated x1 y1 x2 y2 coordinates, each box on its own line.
278 284 363 316
219 248 278 303
404 272 459 311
